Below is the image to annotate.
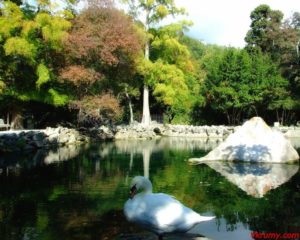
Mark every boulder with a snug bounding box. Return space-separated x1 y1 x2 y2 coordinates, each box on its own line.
190 117 299 163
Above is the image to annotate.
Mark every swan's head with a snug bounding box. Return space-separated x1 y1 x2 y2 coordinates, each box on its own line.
129 176 153 199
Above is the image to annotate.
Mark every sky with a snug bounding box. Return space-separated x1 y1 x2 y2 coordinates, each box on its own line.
174 0 300 48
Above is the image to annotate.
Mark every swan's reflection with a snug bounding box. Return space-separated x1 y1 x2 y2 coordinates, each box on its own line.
199 161 299 197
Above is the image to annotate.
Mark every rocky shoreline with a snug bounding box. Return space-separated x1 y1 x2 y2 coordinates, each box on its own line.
0 127 88 152
0 124 300 152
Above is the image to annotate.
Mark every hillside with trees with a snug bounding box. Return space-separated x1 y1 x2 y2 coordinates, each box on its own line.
0 0 299 128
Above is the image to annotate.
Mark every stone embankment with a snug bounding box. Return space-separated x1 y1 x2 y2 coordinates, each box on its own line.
114 124 300 139
159 124 235 138
0 124 300 152
0 127 88 152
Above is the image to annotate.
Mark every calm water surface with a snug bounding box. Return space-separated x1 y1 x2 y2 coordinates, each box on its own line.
0 138 299 240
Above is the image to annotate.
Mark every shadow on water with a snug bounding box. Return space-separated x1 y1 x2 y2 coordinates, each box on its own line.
0 137 299 240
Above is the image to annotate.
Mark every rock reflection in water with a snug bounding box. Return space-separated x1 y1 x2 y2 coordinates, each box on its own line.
0 136 298 240
0 144 87 174
199 161 299 197
44 144 88 164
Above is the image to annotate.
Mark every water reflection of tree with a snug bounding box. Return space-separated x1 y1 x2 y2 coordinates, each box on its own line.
0 147 131 239
0 140 298 240
114 137 218 178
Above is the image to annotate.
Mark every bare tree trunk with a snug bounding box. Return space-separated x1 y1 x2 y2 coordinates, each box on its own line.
125 88 134 125
226 111 230 125
128 98 134 125
141 85 151 125
286 110 292 124
77 108 84 127
233 108 237 125
281 109 285 125
141 11 151 126
10 110 23 130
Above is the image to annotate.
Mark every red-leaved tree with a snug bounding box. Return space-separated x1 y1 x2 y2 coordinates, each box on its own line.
60 3 143 126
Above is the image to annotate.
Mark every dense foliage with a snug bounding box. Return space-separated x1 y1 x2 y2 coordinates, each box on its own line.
0 0 299 127
0 1 72 127
244 4 300 124
60 5 143 125
200 48 289 124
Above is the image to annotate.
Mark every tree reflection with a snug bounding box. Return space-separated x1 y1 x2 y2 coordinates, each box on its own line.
0 138 298 240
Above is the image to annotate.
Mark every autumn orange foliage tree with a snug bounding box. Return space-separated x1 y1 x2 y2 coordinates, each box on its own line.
69 93 123 125
60 4 143 126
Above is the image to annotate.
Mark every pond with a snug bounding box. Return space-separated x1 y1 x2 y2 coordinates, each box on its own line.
0 138 299 240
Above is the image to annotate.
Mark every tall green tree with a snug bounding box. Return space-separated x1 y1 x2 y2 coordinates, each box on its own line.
281 12 300 103
145 22 201 123
122 0 185 125
245 5 300 123
245 4 300 66
245 4 283 57
202 48 289 124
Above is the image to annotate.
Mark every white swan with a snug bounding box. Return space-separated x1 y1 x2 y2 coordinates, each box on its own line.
124 176 215 239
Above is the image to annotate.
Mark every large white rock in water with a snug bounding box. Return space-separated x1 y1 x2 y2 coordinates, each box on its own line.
190 117 299 163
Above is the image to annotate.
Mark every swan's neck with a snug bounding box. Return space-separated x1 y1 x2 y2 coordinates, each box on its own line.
141 178 153 193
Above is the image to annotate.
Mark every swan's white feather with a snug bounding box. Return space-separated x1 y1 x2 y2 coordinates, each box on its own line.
124 176 215 235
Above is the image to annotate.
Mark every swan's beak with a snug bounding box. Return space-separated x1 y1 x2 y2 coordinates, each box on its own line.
130 184 137 199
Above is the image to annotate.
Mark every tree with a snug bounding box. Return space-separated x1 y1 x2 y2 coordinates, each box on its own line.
245 5 300 123
202 48 289 124
0 1 72 128
245 4 283 56
60 5 143 125
280 12 300 105
145 22 201 123
137 58 190 123
122 0 185 125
